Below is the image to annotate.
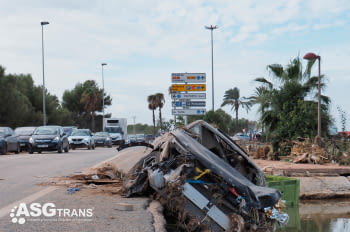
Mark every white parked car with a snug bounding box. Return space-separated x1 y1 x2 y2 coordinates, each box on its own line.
68 129 95 150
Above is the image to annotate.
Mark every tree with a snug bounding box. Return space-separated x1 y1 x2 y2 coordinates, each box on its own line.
154 93 165 129
254 57 332 152
62 80 111 130
147 94 157 133
0 66 67 127
221 87 251 124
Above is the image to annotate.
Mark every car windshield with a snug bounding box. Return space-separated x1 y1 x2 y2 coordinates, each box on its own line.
0 129 5 136
15 127 36 135
63 127 75 135
71 130 89 136
104 127 122 133
136 134 144 139
95 132 108 137
34 127 58 135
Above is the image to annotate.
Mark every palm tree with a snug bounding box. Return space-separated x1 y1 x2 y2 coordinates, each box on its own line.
255 56 331 140
221 87 251 123
154 93 165 129
81 87 100 131
147 94 157 133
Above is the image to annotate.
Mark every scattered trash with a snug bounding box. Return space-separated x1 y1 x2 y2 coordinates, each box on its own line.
123 120 288 231
91 175 99 180
66 187 80 195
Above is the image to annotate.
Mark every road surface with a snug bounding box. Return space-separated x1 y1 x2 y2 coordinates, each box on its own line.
0 148 117 209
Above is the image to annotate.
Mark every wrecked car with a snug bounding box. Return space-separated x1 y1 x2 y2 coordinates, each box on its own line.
123 120 288 231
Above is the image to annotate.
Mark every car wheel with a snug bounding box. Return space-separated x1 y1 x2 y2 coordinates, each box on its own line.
64 144 69 153
0 143 7 155
72 147 75 150
28 145 34 154
58 144 63 153
15 143 20 154
108 144 112 148
38 151 42 154
88 143 91 150
92 144 95 150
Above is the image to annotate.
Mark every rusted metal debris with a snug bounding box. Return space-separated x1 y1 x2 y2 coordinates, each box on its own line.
122 120 289 231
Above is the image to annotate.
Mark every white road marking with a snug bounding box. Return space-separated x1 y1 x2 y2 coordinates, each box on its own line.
0 186 58 218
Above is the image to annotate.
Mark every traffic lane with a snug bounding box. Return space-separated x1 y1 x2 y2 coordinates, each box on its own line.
0 148 118 208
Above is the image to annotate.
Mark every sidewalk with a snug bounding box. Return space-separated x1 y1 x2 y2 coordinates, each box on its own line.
0 183 155 232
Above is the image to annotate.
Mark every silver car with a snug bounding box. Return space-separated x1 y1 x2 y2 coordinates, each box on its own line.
68 129 95 150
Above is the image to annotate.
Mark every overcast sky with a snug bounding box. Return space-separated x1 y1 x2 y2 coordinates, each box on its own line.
1 0 349 130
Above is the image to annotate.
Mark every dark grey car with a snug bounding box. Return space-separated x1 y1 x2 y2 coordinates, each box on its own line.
14 126 37 152
28 126 69 154
0 127 20 155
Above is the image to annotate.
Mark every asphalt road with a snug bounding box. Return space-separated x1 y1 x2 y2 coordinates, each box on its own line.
0 147 118 209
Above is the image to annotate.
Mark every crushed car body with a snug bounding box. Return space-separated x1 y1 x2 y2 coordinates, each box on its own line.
123 120 288 231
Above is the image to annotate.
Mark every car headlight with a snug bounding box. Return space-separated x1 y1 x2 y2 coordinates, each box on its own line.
68 137 72 143
83 138 89 142
53 136 59 142
29 137 34 144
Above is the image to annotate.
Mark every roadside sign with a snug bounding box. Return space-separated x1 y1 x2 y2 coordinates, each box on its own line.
172 109 206 115
171 93 206 100
171 73 206 83
171 84 206 92
172 101 206 107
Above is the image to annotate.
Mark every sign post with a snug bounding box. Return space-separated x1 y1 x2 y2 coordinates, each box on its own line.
170 73 207 119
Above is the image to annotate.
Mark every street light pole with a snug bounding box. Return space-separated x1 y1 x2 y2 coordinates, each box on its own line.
101 63 107 131
205 25 218 112
41 21 49 125
303 52 321 140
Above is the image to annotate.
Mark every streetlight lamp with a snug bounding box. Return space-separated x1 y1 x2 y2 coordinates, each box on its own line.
205 25 218 111
303 52 321 141
101 63 107 131
41 21 49 125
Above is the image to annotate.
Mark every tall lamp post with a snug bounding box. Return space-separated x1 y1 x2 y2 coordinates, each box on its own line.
205 25 218 111
41 21 49 125
303 52 321 140
101 63 107 131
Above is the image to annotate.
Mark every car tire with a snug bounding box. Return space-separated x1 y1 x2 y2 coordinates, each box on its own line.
28 145 34 154
0 143 7 155
58 144 63 153
64 144 69 153
92 144 95 150
88 143 91 150
15 143 20 154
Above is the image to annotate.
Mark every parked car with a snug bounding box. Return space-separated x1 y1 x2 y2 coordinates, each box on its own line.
232 132 250 141
14 126 37 152
0 127 20 155
28 125 69 154
63 126 77 137
68 129 95 150
145 134 155 143
127 134 137 143
136 134 145 143
93 132 112 147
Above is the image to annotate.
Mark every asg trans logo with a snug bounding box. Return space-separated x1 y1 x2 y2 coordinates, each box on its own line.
10 203 93 224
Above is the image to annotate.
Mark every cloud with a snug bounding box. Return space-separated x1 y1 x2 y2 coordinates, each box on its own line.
0 0 349 129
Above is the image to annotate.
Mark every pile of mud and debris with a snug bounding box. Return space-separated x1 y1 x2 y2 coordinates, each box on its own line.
120 120 288 231
244 137 350 165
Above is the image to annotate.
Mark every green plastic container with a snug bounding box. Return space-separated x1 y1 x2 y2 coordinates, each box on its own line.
266 175 300 207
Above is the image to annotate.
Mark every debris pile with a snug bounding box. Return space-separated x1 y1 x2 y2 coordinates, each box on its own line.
122 120 288 231
290 140 329 164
